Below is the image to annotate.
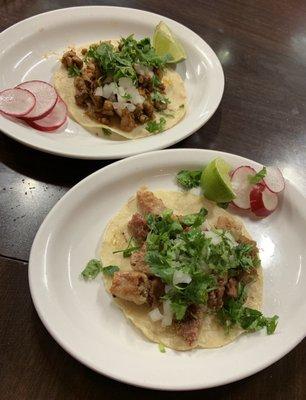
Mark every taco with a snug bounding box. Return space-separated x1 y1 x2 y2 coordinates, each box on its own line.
54 36 186 139
99 188 277 351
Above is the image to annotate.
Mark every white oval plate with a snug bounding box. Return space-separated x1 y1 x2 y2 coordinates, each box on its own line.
0 6 224 159
29 149 306 390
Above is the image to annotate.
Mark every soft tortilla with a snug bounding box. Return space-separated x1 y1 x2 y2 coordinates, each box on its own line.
100 190 263 350
53 43 187 139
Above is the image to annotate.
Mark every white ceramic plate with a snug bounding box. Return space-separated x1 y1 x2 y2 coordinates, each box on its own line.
29 149 306 390
0 6 224 159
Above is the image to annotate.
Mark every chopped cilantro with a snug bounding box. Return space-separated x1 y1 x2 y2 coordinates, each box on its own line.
68 65 82 77
102 265 120 276
158 343 166 353
176 169 202 190
152 74 162 88
151 91 170 105
160 112 175 118
113 238 140 258
249 167 267 184
218 284 278 334
102 128 112 136
179 104 185 108
180 207 208 227
81 259 103 280
122 93 132 100
86 35 169 83
145 117 166 133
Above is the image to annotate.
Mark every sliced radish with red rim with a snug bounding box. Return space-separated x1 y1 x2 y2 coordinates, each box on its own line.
27 97 67 132
250 184 278 217
0 88 36 117
230 166 256 210
16 80 58 120
263 166 285 193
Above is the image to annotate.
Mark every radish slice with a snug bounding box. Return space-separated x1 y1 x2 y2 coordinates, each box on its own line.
16 80 58 120
250 184 278 217
263 166 285 193
0 88 36 117
231 166 256 210
26 97 67 132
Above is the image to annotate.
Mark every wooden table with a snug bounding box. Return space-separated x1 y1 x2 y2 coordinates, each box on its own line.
0 1 305 398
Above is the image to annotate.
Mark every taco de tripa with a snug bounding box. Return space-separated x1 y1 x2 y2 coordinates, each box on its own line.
100 188 277 351
54 35 186 139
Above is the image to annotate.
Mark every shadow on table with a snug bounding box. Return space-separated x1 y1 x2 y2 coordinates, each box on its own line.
0 133 110 187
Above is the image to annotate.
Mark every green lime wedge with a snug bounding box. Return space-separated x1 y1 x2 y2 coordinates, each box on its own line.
201 158 236 202
153 22 186 63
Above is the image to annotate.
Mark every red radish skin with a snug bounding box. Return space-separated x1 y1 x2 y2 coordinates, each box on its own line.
231 165 257 210
263 166 285 193
26 97 67 132
16 80 58 120
250 184 278 218
0 88 36 117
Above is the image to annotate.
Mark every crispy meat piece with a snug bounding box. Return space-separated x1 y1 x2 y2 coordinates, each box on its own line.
137 189 166 215
237 268 258 284
130 243 150 274
81 48 87 55
154 100 167 111
101 100 114 116
110 271 150 305
61 50 83 69
138 75 153 91
128 213 149 241
176 305 203 346
83 61 100 82
148 277 165 307
74 76 89 107
225 277 238 299
143 100 154 118
120 108 136 132
134 105 149 124
207 277 226 310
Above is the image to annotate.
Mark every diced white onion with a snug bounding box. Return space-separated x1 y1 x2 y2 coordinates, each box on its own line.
125 103 136 112
204 231 222 245
162 300 173 327
148 308 163 322
134 63 154 78
173 270 192 285
165 285 172 293
201 220 212 231
94 86 103 96
102 82 118 99
224 231 238 247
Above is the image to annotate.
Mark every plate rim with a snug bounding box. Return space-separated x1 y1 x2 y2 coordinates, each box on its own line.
0 6 224 160
28 148 306 390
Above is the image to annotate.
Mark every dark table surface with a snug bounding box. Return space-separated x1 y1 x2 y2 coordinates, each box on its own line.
0 0 305 398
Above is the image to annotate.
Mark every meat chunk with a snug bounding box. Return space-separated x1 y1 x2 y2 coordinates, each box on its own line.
137 189 166 215
225 278 238 299
207 278 226 310
128 213 149 241
143 100 154 118
120 108 136 132
110 271 150 305
176 305 203 346
138 74 153 91
237 268 258 284
61 50 83 69
134 105 149 124
83 61 100 82
153 100 167 111
74 76 89 107
148 277 165 307
101 100 114 116
130 243 150 274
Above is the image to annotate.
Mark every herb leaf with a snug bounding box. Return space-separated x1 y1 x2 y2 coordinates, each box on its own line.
81 259 103 280
249 167 267 184
158 343 166 353
145 117 166 133
68 65 82 77
102 265 120 276
113 238 140 258
176 169 202 190
180 207 208 227
151 91 170 105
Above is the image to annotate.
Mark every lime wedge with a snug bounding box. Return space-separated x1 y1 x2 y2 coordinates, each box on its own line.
201 158 236 202
153 21 186 63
